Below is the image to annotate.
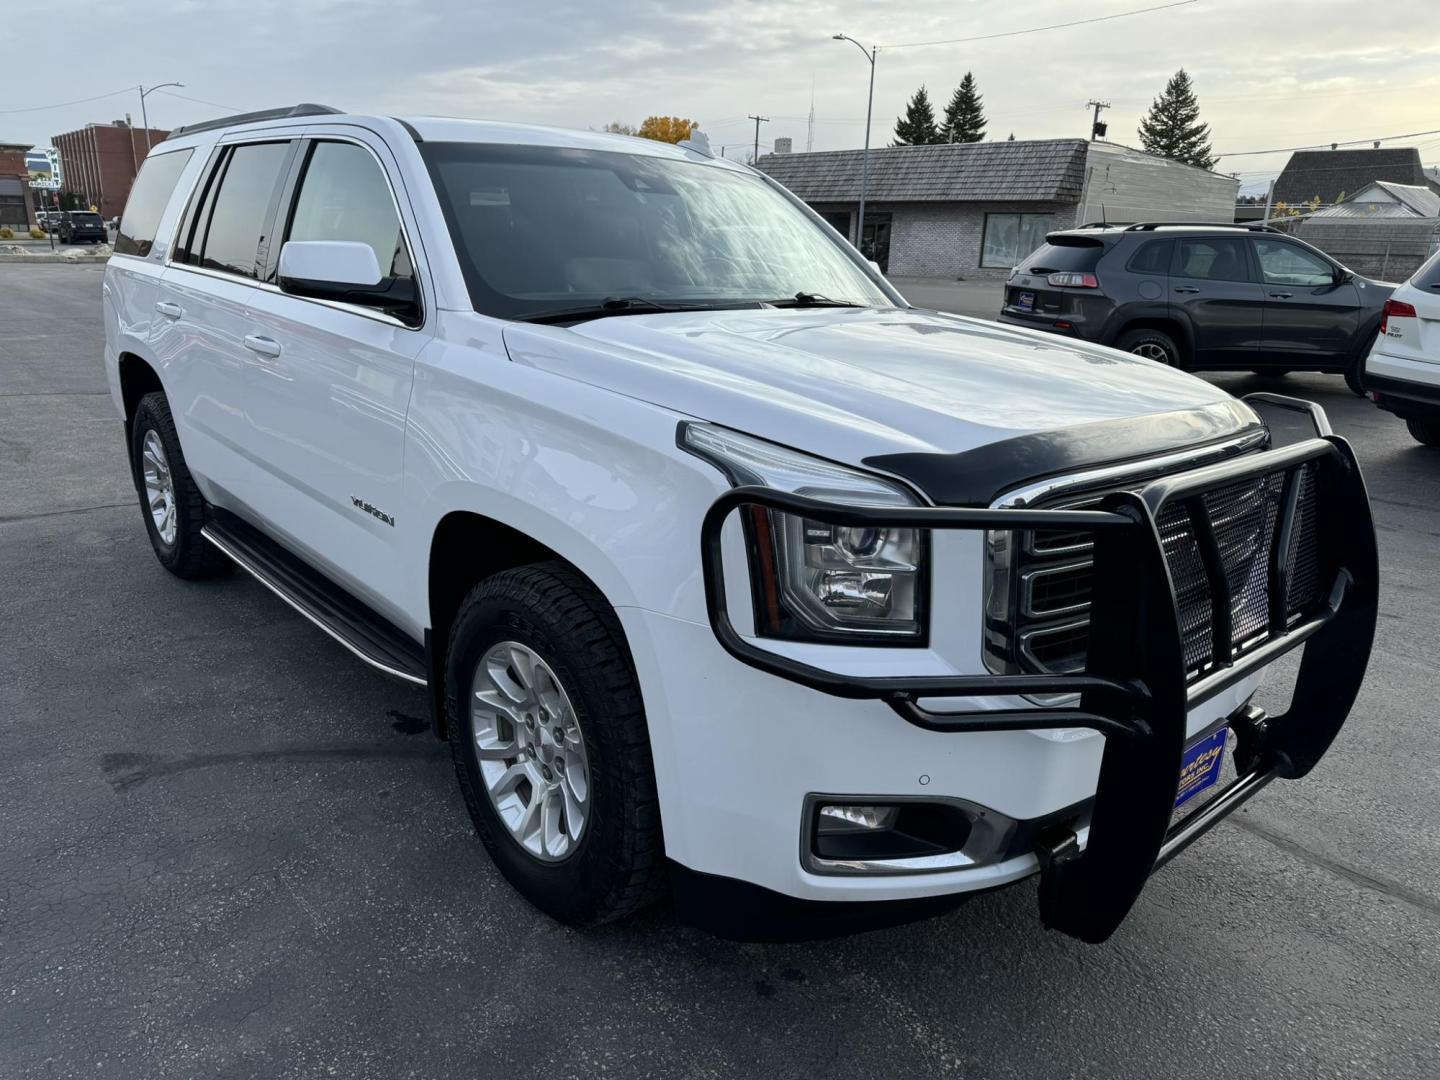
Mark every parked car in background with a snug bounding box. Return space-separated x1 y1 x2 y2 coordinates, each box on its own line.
1363 248 1440 445
58 210 107 245
36 210 61 233
997 223 1392 394
103 107 1378 943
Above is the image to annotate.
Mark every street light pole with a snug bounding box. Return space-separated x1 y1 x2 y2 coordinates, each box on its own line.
138 83 184 152
832 34 876 255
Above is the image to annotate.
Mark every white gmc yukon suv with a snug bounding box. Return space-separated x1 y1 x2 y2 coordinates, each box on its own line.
103 105 1379 942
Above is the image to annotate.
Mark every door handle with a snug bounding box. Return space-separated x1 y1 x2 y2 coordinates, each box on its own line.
243 334 283 359
155 301 183 318
1268 292 1293 299
1173 286 1200 294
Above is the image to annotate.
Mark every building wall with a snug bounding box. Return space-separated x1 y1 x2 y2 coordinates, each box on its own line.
0 147 37 230
52 124 168 220
1076 141 1237 226
1282 218 1440 281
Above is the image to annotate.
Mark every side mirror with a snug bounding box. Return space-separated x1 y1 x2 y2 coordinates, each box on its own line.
1333 267 1352 285
277 240 419 324
278 240 381 288
868 259 884 278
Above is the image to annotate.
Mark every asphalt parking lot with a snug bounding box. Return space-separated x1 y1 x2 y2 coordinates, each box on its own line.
3 264 1438 1079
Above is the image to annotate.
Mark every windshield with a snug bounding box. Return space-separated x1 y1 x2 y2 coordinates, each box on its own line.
420 142 895 320
72 213 102 223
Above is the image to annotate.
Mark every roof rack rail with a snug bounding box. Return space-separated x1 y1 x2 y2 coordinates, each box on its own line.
170 104 343 139
1124 221 1283 234
1075 221 1126 229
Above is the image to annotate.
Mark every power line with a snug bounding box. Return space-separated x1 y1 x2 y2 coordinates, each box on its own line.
1216 127 1440 159
153 89 241 111
0 87 134 116
880 0 1198 49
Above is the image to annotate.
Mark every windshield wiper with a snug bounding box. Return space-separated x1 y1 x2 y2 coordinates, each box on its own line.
763 292 865 309
513 296 742 325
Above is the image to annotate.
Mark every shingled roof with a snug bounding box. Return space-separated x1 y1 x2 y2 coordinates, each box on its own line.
756 139 1089 203
1273 148 1430 206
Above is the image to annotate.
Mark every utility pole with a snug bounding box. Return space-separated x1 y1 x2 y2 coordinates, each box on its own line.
1087 99 1111 141
138 83 184 152
1262 177 1276 224
748 115 770 165
832 34 878 253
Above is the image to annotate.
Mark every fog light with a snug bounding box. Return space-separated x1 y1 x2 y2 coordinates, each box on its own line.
818 804 900 832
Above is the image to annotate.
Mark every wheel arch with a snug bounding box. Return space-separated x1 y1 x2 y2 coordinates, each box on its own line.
117 351 165 439
424 507 638 739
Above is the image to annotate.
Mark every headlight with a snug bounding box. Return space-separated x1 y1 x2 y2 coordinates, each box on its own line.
681 423 927 643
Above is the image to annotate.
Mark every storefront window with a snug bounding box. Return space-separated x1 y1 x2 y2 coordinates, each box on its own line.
981 212 1055 268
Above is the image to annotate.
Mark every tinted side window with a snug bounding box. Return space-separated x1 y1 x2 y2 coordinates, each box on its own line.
1174 237 1251 282
115 149 193 257
200 142 292 279
1254 239 1335 286
1126 239 1173 274
285 141 412 281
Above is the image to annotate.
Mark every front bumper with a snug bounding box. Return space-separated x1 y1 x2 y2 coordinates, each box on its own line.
695 414 1377 942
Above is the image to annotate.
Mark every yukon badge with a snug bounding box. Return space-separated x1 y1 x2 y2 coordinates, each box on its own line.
351 496 395 527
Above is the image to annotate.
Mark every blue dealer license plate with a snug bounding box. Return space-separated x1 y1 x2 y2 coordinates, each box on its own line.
1175 727 1227 809
1015 291 1036 313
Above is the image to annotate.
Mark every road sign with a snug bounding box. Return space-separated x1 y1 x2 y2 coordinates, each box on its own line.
25 147 62 190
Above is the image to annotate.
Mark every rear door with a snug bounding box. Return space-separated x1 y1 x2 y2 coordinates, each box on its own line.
235 133 431 620
1169 235 1267 368
149 138 298 501
1252 237 1361 369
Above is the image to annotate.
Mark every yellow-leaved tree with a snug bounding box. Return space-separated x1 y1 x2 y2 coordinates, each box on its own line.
636 116 699 144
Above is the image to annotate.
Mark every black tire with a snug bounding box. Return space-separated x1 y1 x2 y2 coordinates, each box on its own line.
445 562 664 926
129 392 228 579
1117 327 1181 367
1407 418 1440 447
1251 369 1288 378
1344 358 1367 397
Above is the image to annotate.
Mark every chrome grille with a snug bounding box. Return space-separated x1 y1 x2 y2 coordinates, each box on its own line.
986 460 1325 681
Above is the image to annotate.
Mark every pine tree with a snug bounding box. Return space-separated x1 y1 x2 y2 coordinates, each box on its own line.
892 86 940 146
1137 69 1216 169
941 72 987 143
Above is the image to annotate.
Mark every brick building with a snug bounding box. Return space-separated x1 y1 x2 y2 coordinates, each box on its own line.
0 142 37 231
758 139 1238 278
51 121 169 220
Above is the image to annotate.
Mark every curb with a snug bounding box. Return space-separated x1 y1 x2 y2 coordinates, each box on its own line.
0 254 111 264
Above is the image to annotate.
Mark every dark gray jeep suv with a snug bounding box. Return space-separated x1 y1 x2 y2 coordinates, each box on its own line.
997 222 1392 393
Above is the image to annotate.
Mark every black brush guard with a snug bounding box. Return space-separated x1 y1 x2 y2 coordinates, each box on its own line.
699 433 1377 943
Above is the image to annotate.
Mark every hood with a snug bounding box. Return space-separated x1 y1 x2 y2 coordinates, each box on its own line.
501 306 1256 470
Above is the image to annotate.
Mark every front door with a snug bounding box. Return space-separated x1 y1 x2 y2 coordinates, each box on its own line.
1252 237 1362 369
237 135 431 623
1169 235 1267 368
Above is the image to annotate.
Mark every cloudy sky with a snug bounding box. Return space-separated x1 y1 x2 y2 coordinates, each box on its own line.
5 0 1438 190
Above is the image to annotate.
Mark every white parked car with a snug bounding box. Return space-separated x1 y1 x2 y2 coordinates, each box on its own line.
102 105 1379 942
1363 249 1440 445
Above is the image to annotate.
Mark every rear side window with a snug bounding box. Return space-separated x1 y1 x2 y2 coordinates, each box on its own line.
115 149 192 258
285 141 412 282
1411 248 1440 290
198 142 292 279
1018 238 1104 274
1174 237 1251 282
1126 239 1173 275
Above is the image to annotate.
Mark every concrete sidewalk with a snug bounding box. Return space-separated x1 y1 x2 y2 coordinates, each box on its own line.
890 275 1005 319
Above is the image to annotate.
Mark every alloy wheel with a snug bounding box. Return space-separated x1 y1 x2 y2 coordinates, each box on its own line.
141 429 177 545
1130 342 1172 365
471 640 592 862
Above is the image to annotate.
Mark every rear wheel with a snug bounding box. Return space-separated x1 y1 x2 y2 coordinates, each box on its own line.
445 562 664 926
1407 418 1440 447
1117 328 1180 367
129 392 228 579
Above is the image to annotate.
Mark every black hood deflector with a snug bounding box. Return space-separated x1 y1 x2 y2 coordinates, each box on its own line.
864 399 1264 507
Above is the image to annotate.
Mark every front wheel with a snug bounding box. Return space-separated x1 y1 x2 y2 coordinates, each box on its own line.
445 563 665 926
1344 359 1367 397
1117 328 1181 367
1407 418 1440 447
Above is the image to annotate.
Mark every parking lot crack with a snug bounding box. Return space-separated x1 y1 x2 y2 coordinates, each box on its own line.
0 502 131 524
1229 815 1440 921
